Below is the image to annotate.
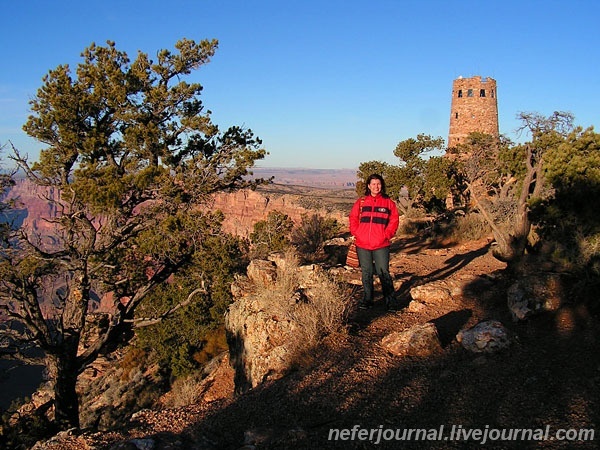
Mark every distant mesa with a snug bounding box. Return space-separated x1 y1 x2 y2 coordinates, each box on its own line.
252 167 357 188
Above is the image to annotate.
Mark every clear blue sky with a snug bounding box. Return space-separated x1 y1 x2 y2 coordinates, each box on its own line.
1 0 598 169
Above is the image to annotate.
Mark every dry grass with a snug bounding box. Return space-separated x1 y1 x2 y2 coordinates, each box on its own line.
166 373 204 407
450 212 492 242
254 249 351 368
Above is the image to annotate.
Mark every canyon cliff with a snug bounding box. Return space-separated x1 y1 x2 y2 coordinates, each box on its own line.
2 178 356 241
211 185 354 237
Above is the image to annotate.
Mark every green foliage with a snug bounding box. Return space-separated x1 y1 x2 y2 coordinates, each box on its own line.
454 132 516 200
392 134 446 204
193 230 249 320
170 343 197 378
452 112 597 270
422 155 462 213
544 126 600 199
358 134 451 214
532 126 600 274
250 210 294 258
135 229 248 377
452 120 568 264
291 213 341 263
135 290 215 378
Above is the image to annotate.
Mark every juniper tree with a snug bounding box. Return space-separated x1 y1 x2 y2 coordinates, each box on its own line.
456 111 575 267
532 124 600 273
0 39 267 430
358 134 456 215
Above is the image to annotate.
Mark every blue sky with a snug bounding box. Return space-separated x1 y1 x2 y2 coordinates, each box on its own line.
1 0 598 169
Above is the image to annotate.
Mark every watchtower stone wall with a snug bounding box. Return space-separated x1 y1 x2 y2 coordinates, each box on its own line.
448 75 499 148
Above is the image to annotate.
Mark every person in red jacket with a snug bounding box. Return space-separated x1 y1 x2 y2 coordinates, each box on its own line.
349 174 399 309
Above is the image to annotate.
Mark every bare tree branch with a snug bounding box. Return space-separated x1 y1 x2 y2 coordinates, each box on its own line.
127 285 207 328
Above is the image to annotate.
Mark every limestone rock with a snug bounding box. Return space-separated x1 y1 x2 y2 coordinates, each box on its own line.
410 282 453 304
226 292 300 393
381 322 442 357
225 253 350 393
507 274 563 321
456 320 511 353
406 300 427 313
246 259 277 285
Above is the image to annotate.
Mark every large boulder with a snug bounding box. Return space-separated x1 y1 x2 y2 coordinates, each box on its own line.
410 282 453 304
246 259 278 285
226 293 300 394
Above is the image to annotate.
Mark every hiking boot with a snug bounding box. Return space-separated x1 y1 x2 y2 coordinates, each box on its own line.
385 296 399 311
358 300 374 309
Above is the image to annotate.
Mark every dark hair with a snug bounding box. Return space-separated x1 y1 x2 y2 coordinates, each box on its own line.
364 173 389 198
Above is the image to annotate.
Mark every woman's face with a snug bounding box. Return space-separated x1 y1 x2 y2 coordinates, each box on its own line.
368 178 382 196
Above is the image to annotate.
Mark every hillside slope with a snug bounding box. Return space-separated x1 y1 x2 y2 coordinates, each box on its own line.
36 236 599 449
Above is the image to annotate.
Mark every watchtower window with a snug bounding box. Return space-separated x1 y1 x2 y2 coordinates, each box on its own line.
491 89 495 98
480 89 486 97
467 89 473 97
457 90 462 98
455 112 459 119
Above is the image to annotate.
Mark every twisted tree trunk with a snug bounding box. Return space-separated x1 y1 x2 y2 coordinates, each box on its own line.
51 270 90 430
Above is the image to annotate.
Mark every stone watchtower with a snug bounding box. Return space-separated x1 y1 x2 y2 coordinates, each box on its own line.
448 75 499 148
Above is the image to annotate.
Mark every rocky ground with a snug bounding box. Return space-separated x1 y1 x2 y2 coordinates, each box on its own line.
34 235 599 449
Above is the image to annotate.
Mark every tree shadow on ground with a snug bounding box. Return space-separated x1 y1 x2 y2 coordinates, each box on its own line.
146 300 599 449
349 238 494 334
430 309 473 347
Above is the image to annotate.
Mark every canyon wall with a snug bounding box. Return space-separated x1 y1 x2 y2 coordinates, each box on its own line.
2 179 354 241
1 178 60 245
210 187 352 237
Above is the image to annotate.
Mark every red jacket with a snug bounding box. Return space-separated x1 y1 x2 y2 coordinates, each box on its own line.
349 194 399 250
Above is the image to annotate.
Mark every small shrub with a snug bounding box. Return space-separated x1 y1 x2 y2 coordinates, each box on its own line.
167 373 204 407
398 218 423 235
401 211 491 245
451 212 492 242
291 213 341 263
119 347 148 382
250 210 294 259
